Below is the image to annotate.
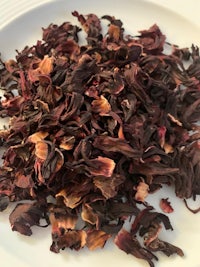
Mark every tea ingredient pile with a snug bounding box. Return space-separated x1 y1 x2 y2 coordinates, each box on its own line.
1 11 200 267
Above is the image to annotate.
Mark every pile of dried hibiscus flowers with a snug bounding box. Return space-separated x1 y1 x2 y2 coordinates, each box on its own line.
0 11 200 267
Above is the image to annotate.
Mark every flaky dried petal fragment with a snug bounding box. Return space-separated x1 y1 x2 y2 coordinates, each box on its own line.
143 222 162 247
134 181 149 202
88 156 116 177
28 131 49 143
91 95 111 115
35 141 48 161
14 172 34 189
34 141 64 184
131 208 173 236
51 230 87 253
1 96 25 116
115 229 158 267
137 24 166 54
108 24 121 42
93 173 125 199
59 136 75 150
28 56 54 83
49 206 78 237
147 238 184 257
9 202 45 236
160 198 174 213
86 230 111 250
56 189 82 209
81 203 98 225
93 135 141 158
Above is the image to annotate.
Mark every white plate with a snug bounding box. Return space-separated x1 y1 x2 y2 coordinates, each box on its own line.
0 1 200 267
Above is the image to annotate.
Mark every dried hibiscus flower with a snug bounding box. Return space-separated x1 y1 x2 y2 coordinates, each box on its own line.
0 10 200 267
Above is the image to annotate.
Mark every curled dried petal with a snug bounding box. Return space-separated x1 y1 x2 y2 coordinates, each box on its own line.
163 143 174 154
49 207 78 236
39 55 54 75
93 173 125 199
56 189 82 209
59 136 75 150
51 230 87 253
138 24 166 54
5 59 18 73
86 230 111 250
147 238 184 257
91 95 111 115
28 56 54 83
88 156 116 177
81 203 98 225
135 181 149 202
93 135 141 158
28 131 49 143
9 202 44 236
143 222 162 246
108 24 121 42
160 198 174 213
115 229 158 267
54 148 64 172
14 173 34 189
35 141 48 161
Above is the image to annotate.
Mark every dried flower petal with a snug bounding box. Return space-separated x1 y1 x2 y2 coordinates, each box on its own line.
160 198 174 213
93 135 141 158
115 229 158 267
14 173 34 189
88 156 116 177
35 141 48 161
9 202 45 236
28 131 49 143
81 203 98 225
135 181 149 202
39 55 54 75
86 230 111 250
56 189 82 209
91 95 111 115
147 238 184 257
49 206 78 236
51 230 87 253
59 136 75 150
143 222 162 246
93 173 125 199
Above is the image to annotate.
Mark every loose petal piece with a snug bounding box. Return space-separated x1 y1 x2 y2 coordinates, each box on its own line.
160 198 174 213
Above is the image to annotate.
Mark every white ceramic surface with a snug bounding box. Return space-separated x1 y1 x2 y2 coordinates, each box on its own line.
0 1 200 267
